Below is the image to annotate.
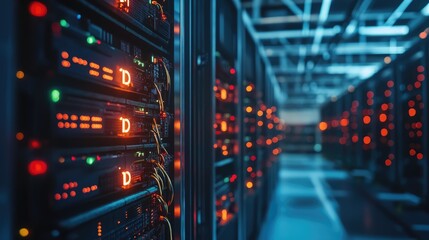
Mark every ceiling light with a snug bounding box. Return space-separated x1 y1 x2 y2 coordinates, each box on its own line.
359 26 409 36
422 3 429 16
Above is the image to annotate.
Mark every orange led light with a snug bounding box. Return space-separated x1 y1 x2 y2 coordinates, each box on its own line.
80 115 90 121
319 122 328 131
16 132 24 141
380 128 388 137
102 67 113 74
91 116 102 122
220 89 227 100
174 205 181 218
245 106 253 113
266 109 273 115
220 121 227 132
79 123 90 129
246 85 253 92
89 62 100 69
363 116 371 124
408 108 416 117
257 121 263 127
61 51 69 59
363 136 371 145
340 119 349 127
89 70 100 77
266 139 272 145
379 113 387 123
222 151 229 156
247 167 253 173
16 70 25 79
221 209 228 221
257 110 263 117
246 181 253 189
272 148 280 155
246 142 253 148
61 60 71 68
267 123 274 129
102 74 113 81
19 228 30 237
91 124 103 129
381 104 389 111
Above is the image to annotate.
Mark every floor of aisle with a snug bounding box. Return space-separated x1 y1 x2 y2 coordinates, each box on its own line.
258 154 413 240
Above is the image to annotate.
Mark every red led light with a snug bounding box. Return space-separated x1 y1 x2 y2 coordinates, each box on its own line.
28 160 47 176
229 68 236 75
29 140 41 149
385 159 392 167
29 1 47 17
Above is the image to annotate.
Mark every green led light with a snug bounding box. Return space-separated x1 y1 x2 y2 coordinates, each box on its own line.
51 89 61 103
59 19 70 28
224 177 229 183
86 35 96 45
86 157 95 165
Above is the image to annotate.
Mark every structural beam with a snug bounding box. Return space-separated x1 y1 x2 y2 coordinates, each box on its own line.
255 27 340 39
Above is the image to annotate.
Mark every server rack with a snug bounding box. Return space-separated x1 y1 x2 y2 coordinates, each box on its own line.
320 36 429 237
7 0 176 239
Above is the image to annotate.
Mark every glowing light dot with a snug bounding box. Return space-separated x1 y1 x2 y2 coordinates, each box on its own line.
363 136 371 145
86 35 96 45
384 56 391 64
408 108 416 117
19 228 29 237
86 157 96 165
59 19 70 28
16 132 24 141
246 181 253 189
29 1 47 17
16 71 25 79
385 159 392 166
51 89 61 103
319 122 328 131
28 160 47 176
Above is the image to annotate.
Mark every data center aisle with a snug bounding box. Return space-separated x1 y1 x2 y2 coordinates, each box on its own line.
258 154 412 240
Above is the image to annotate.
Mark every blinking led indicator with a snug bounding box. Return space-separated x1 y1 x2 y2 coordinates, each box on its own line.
51 89 61 103
29 1 47 17
28 160 48 176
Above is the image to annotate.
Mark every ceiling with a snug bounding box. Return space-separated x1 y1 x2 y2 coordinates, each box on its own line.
241 0 429 109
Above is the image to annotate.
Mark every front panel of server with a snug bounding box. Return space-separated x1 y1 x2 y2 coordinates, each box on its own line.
15 0 174 239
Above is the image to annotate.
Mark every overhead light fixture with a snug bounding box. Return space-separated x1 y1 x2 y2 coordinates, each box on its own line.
422 3 429 16
359 26 409 36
